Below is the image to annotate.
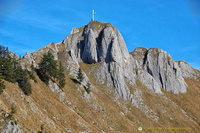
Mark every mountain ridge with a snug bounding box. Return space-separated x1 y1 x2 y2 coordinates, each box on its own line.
1 21 200 132
23 21 198 94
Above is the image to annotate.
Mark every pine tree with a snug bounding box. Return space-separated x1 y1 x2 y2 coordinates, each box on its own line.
0 79 5 94
58 61 65 88
0 66 5 94
29 62 37 83
0 46 16 83
77 68 84 83
38 51 58 84
31 61 35 72
2 58 16 83
85 81 91 94
0 45 8 57
15 65 32 96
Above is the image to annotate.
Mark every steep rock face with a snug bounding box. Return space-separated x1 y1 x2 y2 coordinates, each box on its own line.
178 61 200 81
130 48 163 94
64 22 130 64
130 47 187 93
143 48 187 93
82 29 98 63
136 69 162 94
63 22 134 100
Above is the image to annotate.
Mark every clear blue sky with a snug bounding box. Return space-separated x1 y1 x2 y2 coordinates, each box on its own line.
0 0 200 69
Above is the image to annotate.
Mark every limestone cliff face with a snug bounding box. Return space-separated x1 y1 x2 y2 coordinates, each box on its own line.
177 61 200 81
23 21 199 100
143 48 187 93
64 22 130 64
63 22 134 100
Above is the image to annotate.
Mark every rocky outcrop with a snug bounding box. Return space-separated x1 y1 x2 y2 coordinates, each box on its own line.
82 29 98 63
8 52 19 60
71 27 81 34
63 22 134 100
130 47 162 94
1 120 21 133
136 69 162 94
22 42 62 68
23 21 199 100
130 47 188 94
143 48 187 93
177 61 200 81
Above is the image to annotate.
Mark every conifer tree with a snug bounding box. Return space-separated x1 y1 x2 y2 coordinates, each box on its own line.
0 45 16 83
58 61 65 88
0 45 32 95
0 67 5 94
38 51 58 84
15 65 32 96
85 81 91 94
29 62 37 83
77 68 84 83
31 61 35 72
0 79 5 94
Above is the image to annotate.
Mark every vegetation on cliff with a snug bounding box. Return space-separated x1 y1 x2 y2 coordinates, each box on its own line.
37 51 65 88
0 45 32 95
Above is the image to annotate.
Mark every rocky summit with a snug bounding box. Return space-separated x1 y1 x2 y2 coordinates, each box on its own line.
1 21 200 132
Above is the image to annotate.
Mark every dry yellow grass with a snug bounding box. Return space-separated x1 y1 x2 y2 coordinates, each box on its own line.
0 61 200 133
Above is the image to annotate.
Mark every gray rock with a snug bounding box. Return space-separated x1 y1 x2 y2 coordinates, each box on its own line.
71 27 80 34
63 22 135 99
1 120 22 133
48 80 60 93
65 22 130 64
177 61 200 80
23 52 35 66
137 69 162 94
130 47 148 69
109 62 130 100
143 48 187 93
82 29 98 63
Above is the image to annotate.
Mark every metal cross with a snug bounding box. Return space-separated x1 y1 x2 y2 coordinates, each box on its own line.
92 10 96 21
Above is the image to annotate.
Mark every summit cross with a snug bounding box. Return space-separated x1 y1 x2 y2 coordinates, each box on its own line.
92 10 96 21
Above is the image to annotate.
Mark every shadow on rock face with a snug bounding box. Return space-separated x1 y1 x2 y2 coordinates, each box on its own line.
70 78 80 84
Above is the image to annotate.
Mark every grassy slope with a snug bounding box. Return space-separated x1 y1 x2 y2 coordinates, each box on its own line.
0 62 199 132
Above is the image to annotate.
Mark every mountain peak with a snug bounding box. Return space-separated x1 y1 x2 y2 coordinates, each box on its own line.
87 21 114 31
70 21 114 35
64 21 129 64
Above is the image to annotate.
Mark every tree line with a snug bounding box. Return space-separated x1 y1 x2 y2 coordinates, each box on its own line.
0 45 66 95
0 45 32 95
